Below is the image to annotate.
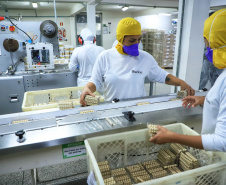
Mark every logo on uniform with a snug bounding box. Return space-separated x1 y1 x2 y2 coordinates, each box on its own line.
132 70 142 74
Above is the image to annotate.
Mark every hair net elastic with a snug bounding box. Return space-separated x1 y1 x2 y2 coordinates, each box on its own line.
203 9 226 69
115 17 142 55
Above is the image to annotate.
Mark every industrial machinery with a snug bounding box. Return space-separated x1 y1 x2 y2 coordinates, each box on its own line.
0 19 59 72
26 43 54 70
0 18 78 115
0 92 205 184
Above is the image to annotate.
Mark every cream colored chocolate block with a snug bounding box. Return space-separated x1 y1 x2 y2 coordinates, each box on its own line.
104 177 116 185
175 143 187 152
106 118 114 127
84 95 100 106
131 170 149 177
172 166 181 173
127 164 144 172
58 101 73 110
177 90 188 99
137 102 150 106
148 167 164 173
168 167 177 174
98 161 108 166
142 160 160 168
12 119 29 124
151 169 168 178
111 168 127 176
163 164 177 169
80 109 94 114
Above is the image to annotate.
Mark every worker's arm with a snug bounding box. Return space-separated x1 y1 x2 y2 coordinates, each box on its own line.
80 82 96 106
165 74 195 96
150 125 204 149
69 49 79 72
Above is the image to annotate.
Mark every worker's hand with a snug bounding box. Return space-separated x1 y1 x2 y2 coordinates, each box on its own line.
80 86 95 106
182 96 205 108
150 126 174 144
180 81 195 96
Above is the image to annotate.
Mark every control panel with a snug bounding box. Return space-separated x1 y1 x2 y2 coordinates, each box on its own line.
0 23 18 34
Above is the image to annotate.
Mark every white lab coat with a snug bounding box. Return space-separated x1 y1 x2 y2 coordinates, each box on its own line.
69 43 105 86
201 69 226 151
112 40 144 50
89 47 168 101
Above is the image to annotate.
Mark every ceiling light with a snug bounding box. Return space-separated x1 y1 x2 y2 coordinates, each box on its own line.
158 13 171 16
122 6 129 11
32 2 38 8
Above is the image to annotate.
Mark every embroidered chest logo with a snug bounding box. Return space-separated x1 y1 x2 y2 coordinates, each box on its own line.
132 70 142 74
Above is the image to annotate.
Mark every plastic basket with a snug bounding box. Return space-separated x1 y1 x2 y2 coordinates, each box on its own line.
22 86 104 112
85 123 226 185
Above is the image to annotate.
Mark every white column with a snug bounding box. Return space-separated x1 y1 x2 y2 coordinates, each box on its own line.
172 0 210 92
70 17 76 47
87 4 96 36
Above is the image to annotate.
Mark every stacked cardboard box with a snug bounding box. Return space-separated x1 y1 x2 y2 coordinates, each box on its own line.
141 29 157 54
141 29 176 68
161 34 176 67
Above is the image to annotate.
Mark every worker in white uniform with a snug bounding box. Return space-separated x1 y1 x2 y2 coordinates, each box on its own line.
112 39 143 50
69 28 105 86
150 9 226 152
80 17 195 106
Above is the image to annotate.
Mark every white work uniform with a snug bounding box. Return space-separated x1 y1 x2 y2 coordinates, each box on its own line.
69 43 105 86
201 69 226 152
89 47 168 101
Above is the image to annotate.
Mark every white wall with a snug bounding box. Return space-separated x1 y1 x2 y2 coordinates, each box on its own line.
132 8 178 33
132 7 177 17
101 11 133 49
135 15 175 33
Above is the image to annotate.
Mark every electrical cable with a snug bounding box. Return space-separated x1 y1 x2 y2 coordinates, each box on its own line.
5 17 33 42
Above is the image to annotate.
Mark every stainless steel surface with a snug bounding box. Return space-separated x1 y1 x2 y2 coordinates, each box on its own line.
23 72 78 91
0 76 25 114
0 118 56 135
0 92 205 155
0 71 78 115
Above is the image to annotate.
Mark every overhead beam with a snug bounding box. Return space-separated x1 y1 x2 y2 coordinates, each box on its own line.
100 0 179 8
88 0 102 5
70 3 86 16
210 0 226 7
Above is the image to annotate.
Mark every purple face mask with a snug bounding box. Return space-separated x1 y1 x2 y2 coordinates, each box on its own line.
205 47 213 63
123 43 139 56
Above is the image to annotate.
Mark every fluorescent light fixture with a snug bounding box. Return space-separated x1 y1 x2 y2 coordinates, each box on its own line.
122 6 129 11
32 2 38 8
158 13 171 16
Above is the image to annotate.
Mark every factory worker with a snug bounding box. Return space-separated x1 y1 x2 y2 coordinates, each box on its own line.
69 28 105 86
80 17 195 106
150 9 226 152
112 39 144 50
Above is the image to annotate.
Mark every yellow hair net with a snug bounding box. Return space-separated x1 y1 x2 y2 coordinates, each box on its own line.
203 9 226 69
115 17 142 55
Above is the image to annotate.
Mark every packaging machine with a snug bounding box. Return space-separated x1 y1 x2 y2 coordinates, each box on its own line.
0 19 78 115
0 92 205 184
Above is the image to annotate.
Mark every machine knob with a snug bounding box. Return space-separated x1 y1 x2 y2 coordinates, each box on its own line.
122 111 136 121
15 130 26 143
112 98 120 103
